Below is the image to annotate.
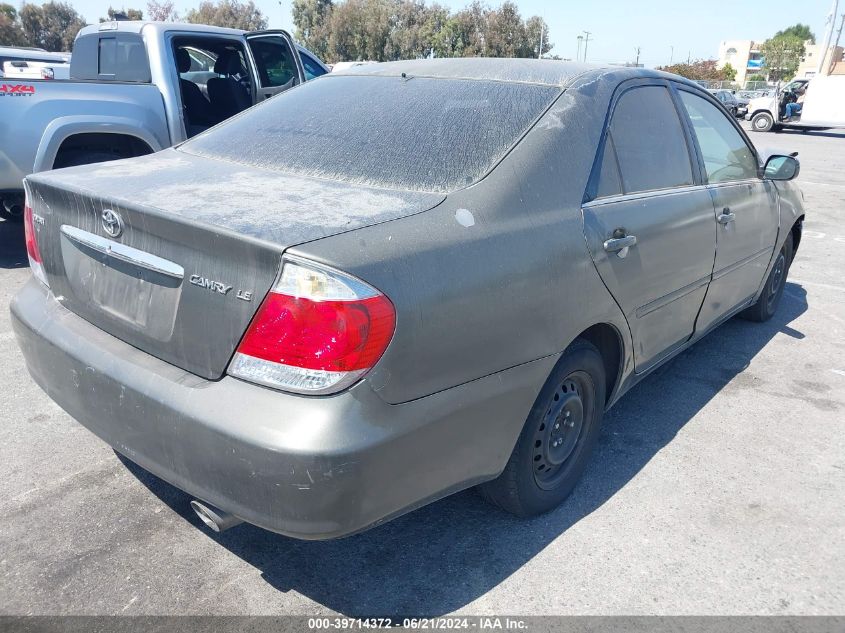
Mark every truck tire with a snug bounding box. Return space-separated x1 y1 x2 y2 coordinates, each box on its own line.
741 232 793 323
751 112 774 132
479 338 606 517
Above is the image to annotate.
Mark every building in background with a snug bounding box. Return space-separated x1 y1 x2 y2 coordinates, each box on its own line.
718 39 845 84
795 42 845 77
718 40 763 85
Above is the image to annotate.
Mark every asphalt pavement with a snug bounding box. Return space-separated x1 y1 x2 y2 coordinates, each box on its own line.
0 124 842 616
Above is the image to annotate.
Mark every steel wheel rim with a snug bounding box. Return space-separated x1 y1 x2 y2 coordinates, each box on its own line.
766 252 786 311
533 371 594 490
755 115 770 130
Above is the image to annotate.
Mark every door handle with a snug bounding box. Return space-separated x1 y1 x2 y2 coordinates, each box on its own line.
718 208 736 225
603 233 637 257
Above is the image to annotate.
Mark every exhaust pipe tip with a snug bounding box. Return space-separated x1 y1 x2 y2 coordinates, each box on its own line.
190 500 243 533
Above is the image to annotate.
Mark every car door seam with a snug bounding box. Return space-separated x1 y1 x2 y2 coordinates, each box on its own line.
635 274 712 319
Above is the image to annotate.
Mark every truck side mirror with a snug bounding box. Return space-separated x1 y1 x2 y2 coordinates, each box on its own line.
763 154 800 181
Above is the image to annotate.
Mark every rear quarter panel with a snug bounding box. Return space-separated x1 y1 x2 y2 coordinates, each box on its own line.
293 70 637 405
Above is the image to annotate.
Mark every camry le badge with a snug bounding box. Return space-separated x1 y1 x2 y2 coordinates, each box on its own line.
101 209 123 238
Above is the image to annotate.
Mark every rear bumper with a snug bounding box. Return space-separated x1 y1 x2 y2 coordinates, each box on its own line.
11 278 552 539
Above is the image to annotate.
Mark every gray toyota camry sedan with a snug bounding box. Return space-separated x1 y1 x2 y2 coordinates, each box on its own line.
12 59 804 539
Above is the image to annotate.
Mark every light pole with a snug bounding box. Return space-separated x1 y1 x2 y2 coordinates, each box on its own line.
583 31 592 62
576 35 583 62
670 45 674 65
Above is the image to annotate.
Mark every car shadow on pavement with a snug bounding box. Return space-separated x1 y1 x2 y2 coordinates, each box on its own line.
0 219 27 269
119 283 808 617
775 129 845 139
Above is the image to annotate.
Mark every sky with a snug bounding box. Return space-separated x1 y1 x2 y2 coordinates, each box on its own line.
67 0 840 67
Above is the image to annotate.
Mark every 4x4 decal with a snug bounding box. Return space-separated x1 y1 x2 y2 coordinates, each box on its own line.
0 84 36 96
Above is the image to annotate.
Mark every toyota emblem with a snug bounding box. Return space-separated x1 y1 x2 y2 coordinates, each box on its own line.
101 209 123 238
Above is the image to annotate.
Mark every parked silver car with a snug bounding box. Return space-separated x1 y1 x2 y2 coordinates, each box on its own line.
12 59 804 539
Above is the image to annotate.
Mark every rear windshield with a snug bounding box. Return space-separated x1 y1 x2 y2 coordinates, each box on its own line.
180 75 560 193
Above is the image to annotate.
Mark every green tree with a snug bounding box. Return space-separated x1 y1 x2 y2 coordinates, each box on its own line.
146 0 178 21
185 0 267 30
19 1 85 51
100 6 144 21
657 58 735 81
524 15 551 58
760 34 805 81
292 0 333 59
303 0 554 63
1 3 29 46
774 23 815 44
485 1 525 57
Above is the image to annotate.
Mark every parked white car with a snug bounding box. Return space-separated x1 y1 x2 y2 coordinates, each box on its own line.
746 75 845 132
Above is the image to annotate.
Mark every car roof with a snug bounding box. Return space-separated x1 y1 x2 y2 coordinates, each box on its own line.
331 58 673 88
76 20 253 39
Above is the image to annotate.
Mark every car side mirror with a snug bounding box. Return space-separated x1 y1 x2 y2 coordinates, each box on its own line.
763 154 800 181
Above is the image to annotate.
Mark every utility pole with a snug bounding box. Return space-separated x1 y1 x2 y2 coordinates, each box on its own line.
634 46 641 66
829 12 845 74
669 45 674 65
577 35 583 62
583 31 592 62
816 0 840 76
538 20 544 59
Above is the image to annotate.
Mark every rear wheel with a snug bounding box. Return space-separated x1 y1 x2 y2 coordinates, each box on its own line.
741 232 793 322
751 112 774 132
479 339 606 517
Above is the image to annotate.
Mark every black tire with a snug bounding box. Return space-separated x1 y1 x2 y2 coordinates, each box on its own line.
751 112 774 132
741 232 793 323
479 338 606 517
53 150 120 169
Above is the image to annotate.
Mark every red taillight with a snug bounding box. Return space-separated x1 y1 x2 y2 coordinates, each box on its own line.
24 195 49 287
238 293 395 372
24 202 41 263
228 259 395 394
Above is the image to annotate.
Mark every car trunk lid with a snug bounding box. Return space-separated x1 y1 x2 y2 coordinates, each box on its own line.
26 150 444 379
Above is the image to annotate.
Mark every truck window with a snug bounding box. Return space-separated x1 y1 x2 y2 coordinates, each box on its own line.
248 36 298 89
72 33 151 82
171 36 253 137
299 50 327 80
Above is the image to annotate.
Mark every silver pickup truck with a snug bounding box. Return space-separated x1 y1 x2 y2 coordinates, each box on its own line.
0 21 328 219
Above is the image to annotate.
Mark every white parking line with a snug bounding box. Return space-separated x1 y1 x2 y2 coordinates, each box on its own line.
789 279 845 293
832 369 845 378
798 181 845 188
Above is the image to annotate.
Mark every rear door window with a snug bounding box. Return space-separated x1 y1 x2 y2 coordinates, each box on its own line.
602 85 695 195
678 90 759 183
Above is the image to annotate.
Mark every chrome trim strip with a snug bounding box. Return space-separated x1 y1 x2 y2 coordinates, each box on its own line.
582 183 710 208
60 225 184 280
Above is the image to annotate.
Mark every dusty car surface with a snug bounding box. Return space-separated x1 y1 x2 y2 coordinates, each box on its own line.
12 59 804 540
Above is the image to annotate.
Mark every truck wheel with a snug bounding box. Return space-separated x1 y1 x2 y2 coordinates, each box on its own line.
479 338 606 517
741 232 793 323
751 112 774 132
53 150 120 169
